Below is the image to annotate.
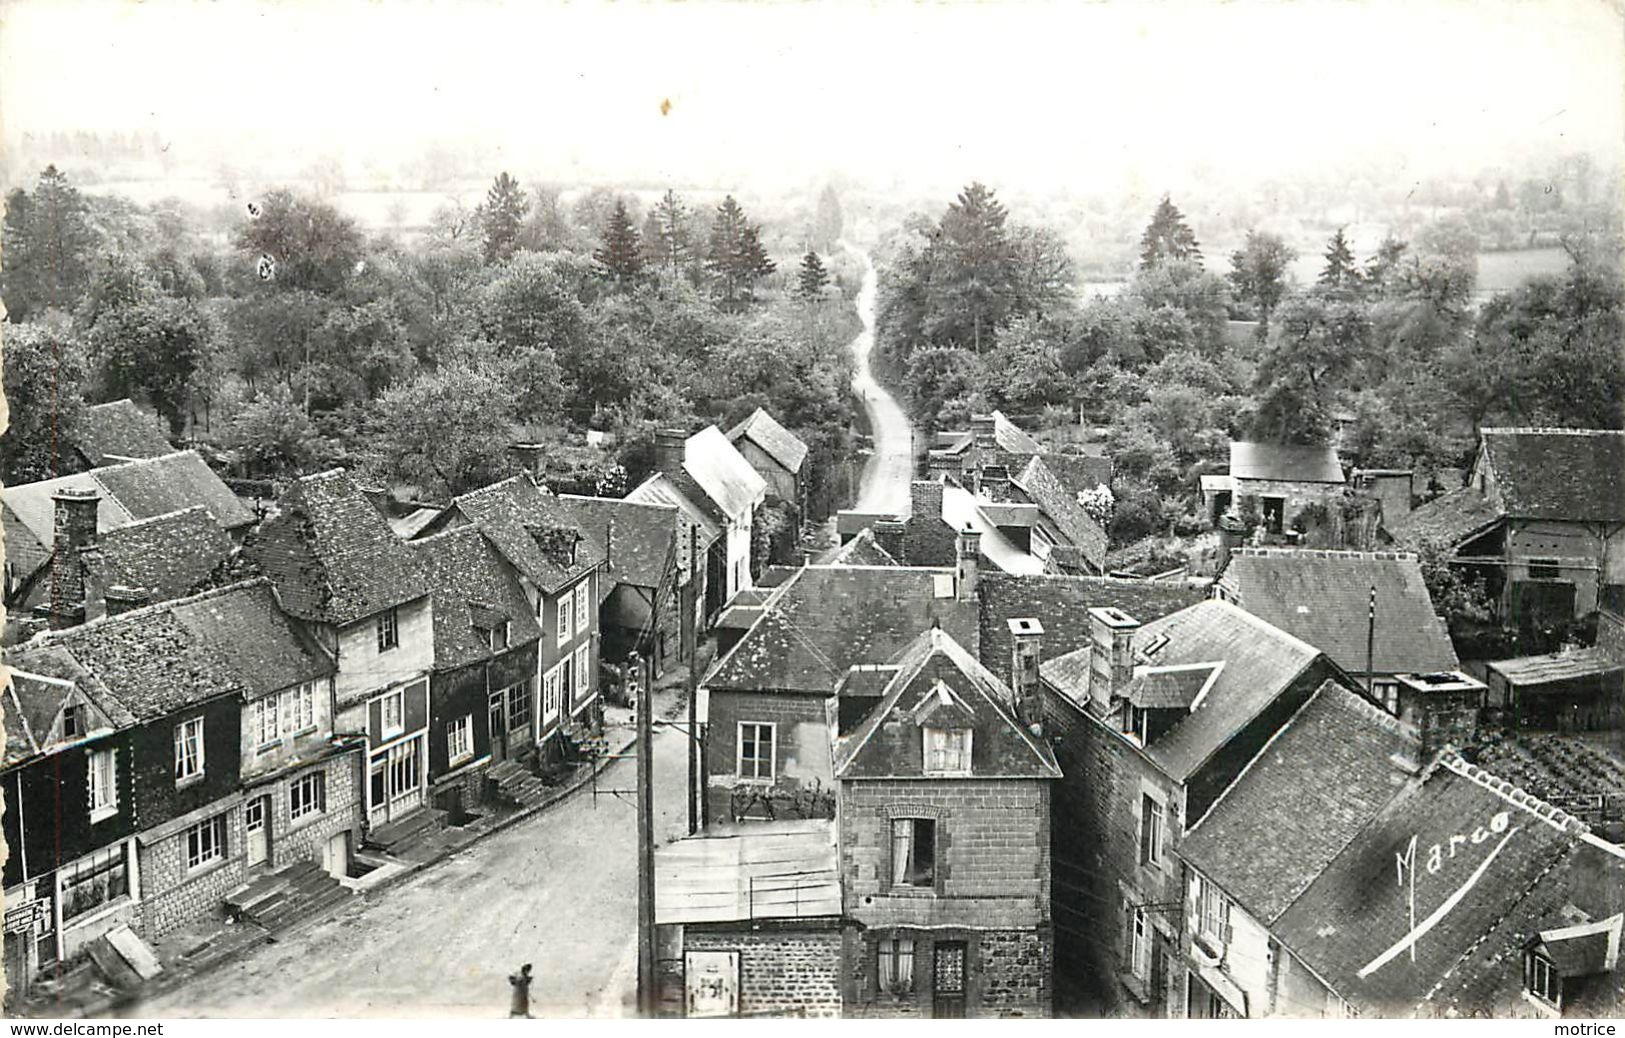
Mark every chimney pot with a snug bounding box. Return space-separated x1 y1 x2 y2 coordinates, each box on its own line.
1087 606 1140 714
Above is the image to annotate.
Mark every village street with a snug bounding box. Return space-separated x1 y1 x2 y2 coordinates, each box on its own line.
844 244 915 515
137 722 692 1019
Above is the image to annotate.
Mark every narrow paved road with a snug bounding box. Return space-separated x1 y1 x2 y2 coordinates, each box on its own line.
138 724 691 1019
845 244 915 516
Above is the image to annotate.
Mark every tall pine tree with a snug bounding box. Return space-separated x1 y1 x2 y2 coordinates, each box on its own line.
0 165 97 321
481 172 530 264
926 181 1017 352
1138 195 1203 269
797 249 830 299
593 199 646 287
705 196 774 308
1319 227 1362 293
651 189 693 275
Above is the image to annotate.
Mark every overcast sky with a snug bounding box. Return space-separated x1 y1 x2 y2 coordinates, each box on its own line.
1 0 1619 192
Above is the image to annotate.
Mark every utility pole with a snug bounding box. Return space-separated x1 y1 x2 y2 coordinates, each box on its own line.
687 522 700 836
634 652 656 1016
1366 585 1377 702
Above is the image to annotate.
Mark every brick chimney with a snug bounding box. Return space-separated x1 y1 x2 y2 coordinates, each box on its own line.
1394 671 1485 765
49 488 99 629
926 451 959 482
956 525 981 602
1087 607 1140 715
981 464 1011 501
507 443 546 479
910 479 944 524
104 585 153 616
970 414 997 451
1008 617 1045 736
655 428 687 476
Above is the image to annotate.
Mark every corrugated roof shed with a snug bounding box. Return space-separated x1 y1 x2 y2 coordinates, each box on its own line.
655 820 840 924
727 407 810 474
74 399 174 466
1481 428 1625 523
1230 441 1345 484
1216 549 1459 677
1488 647 1624 689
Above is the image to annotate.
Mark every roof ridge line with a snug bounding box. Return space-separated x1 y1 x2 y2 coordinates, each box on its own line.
35 576 274 640
1481 426 1624 436
1439 754 1590 835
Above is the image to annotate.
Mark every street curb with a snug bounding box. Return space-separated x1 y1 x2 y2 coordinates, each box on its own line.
110 735 639 1017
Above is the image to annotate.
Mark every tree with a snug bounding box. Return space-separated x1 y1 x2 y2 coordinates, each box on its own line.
1 165 98 320
813 185 844 252
0 320 89 483
1227 230 1295 323
370 358 520 496
1009 224 1076 319
1318 227 1362 294
926 182 1018 352
593 200 646 287
649 189 693 275
228 386 321 476
797 249 830 300
481 172 530 264
1417 539 1495 637
234 189 363 296
89 294 217 437
705 196 774 309
1363 236 1409 298
1250 291 1372 444
1139 195 1202 269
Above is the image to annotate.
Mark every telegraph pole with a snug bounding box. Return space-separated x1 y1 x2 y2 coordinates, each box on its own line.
1366 585 1377 701
634 652 656 1016
687 522 700 836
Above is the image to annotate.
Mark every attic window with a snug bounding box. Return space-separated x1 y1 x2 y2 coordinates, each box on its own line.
62 703 83 739
1525 949 1559 1008
488 621 510 651
923 727 972 775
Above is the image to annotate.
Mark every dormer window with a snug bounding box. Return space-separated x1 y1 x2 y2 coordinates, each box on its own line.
923 727 972 776
62 703 82 739
1525 948 1559 1009
488 621 510 651
377 607 400 653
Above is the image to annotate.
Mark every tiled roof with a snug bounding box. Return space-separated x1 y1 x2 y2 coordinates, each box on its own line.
4 672 60 766
704 565 979 695
1385 487 1504 549
1230 440 1345 484
976 572 1205 676
682 425 767 522
86 506 235 605
1273 756 1586 1014
992 411 1043 455
1038 451 1114 496
1015 455 1107 571
1481 428 1625 523
834 627 1061 780
84 450 256 530
409 526 543 672
828 527 900 567
560 494 677 590
1130 600 1322 781
451 475 603 595
627 471 723 570
1179 681 1419 925
727 407 810 474
246 469 430 625
1486 647 1624 688
1216 549 1458 677
74 398 174 465
16 580 332 719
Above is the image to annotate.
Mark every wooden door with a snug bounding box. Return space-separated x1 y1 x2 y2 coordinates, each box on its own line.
245 795 270 867
932 941 967 1019
489 691 508 764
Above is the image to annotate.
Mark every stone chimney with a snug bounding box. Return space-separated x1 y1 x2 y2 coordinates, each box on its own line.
981 465 1011 501
926 451 959 482
910 479 944 525
507 443 546 479
1008 617 1045 736
655 428 687 476
970 414 997 451
1394 671 1485 765
956 526 981 602
104 585 153 617
1216 513 1247 576
1087 607 1140 715
49 488 99 629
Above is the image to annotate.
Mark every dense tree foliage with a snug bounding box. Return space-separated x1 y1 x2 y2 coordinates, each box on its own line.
1139 195 1202 269
481 172 530 265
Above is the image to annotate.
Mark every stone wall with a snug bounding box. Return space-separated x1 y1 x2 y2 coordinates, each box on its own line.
137 804 247 940
703 690 834 824
685 923 842 1017
844 925 1053 1018
263 752 364 872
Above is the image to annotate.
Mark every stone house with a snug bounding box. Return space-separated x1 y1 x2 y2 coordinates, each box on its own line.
408 526 544 811
699 544 981 826
419 474 606 751
727 407 810 520
1034 599 1353 1015
245 470 434 832
1389 428 1625 627
834 626 1061 1018
561 493 685 673
1213 548 1459 712
1214 440 1346 535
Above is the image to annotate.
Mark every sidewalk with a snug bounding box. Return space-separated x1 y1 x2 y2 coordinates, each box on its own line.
24 679 692 1020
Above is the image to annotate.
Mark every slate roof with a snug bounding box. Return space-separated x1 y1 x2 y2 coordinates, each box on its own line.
1125 663 1220 709
1014 455 1107 572
4 671 68 766
1481 428 1625 523
409 526 543 673
976 572 1205 676
1126 599 1322 781
727 407 810 474
627 471 723 563
1179 681 1420 925
1216 549 1458 677
655 820 840 924
74 398 174 466
1272 756 1586 1014
682 425 767 522
14 580 332 720
1386 487 1504 549
451 475 604 595
86 506 235 605
1230 441 1345 484
561 494 678 591
246 469 430 626
1038 451 1113 496
834 627 1061 780
828 527 900 567
704 565 979 695
992 411 1043 455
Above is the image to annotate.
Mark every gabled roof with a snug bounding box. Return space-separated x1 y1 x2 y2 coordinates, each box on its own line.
450 475 603 595
682 425 767 522
991 411 1043 455
727 407 810 474
627 471 723 552
942 484 1045 575
977 572 1205 675
409 526 543 672
1481 428 1625 523
655 820 840 925
246 469 430 625
1230 440 1345 484
560 494 677 591
1538 914 1623 977
74 399 174 466
1179 681 1420 925
1124 599 1322 781
1486 647 1624 689
1386 487 1504 549
1038 451 1113 496
1014 455 1107 571
86 506 235 606
1272 756 1588 1015
834 627 1061 780
704 565 978 695
1216 549 1458 677
828 527 900 567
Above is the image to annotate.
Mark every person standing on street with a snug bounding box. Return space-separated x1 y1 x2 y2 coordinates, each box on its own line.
509 963 534 1018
